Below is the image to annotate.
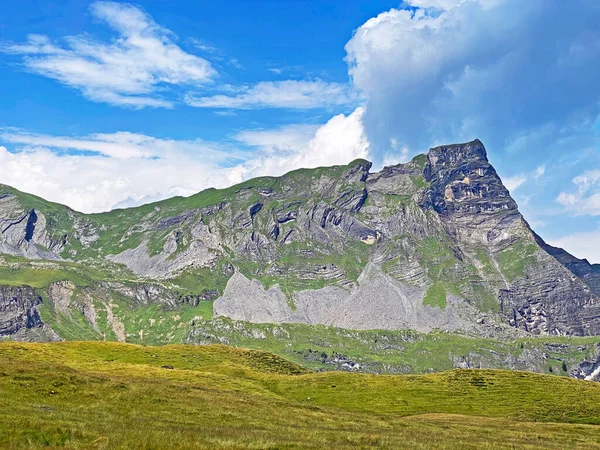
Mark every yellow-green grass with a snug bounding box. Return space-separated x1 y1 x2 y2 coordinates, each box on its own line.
2 342 600 449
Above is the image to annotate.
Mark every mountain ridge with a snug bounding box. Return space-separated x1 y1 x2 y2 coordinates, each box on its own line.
3 139 600 378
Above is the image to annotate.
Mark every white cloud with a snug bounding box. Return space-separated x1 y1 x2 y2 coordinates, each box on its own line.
534 165 546 179
556 170 600 216
549 228 600 264
0 130 246 161
378 138 410 169
2 1 216 108
0 107 369 213
405 0 468 10
499 164 547 193
345 1 600 160
234 124 319 154
189 38 218 53
185 80 355 109
503 174 527 192
234 107 370 179
573 170 600 194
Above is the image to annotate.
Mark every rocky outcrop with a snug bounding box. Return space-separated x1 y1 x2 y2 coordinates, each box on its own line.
0 285 44 335
0 192 67 260
432 142 600 335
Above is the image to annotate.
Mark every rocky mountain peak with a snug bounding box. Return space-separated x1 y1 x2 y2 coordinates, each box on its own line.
427 139 488 168
422 139 517 221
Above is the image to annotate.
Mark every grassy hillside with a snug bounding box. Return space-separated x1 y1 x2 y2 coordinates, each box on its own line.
2 342 600 449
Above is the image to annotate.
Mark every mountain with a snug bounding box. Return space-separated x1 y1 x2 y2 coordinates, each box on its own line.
2 139 600 377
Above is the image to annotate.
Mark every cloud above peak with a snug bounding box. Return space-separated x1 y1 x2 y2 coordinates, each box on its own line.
345 0 600 161
2 1 216 108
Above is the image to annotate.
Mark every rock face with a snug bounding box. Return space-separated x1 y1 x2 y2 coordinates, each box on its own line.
537 236 600 297
214 264 479 333
1 139 600 339
417 141 600 336
0 286 44 335
0 194 66 260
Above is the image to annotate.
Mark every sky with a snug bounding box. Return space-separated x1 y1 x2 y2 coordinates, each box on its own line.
0 0 599 262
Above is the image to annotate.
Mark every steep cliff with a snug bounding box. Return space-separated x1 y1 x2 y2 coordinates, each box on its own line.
0 285 53 340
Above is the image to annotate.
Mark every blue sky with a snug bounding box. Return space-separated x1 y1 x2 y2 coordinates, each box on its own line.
0 0 600 261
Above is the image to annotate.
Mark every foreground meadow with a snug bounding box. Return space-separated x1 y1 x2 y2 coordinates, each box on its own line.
2 342 600 449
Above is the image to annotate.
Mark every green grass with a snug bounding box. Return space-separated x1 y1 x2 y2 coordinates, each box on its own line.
410 175 429 189
0 260 104 288
167 263 231 296
498 240 538 283
118 301 215 346
383 193 413 208
423 283 447 309
2 342 600 449
410 153 428 169
233 239 370 296
186 319 600 376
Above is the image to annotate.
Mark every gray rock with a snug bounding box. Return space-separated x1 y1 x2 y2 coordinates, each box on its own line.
0 286 44 335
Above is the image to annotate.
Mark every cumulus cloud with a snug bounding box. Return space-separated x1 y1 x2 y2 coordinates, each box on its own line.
234 107 370 179
345 1 600 161
185 80 355 109
0 107 369 213
0 133 243 212
2 1 216 108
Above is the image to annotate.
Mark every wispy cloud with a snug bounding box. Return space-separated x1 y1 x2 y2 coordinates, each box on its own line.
557 169 600 216
534 165 546 178
234 124 319 154
1 1 216 108
185 80 356 109
0 129 243 162
2 2 351 111
503 174 528 192
500 164 547 193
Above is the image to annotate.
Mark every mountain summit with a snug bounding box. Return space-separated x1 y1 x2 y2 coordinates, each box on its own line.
1 139 600 345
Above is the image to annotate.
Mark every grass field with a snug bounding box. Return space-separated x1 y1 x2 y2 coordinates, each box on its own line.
2 342 600 449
